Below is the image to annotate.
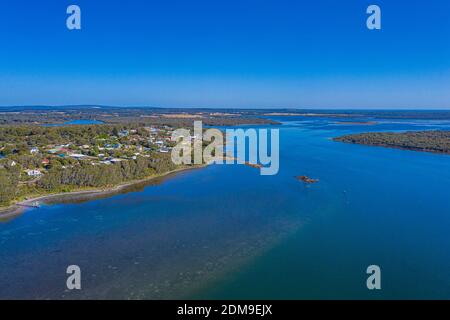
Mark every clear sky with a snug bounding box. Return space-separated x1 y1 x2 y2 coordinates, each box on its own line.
0 0 449 109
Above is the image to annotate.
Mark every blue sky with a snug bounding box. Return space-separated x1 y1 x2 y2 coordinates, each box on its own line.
0 0 449 109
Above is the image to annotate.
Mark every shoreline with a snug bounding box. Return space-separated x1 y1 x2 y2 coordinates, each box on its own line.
0 165 207 220
334 140 450 156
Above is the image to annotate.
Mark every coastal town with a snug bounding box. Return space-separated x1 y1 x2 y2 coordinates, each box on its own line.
2 125 175 177
0 123 200 207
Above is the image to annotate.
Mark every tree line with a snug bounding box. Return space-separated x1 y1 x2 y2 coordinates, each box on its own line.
334 130 450 154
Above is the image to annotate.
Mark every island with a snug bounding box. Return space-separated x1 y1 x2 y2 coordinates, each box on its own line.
333 130 450 154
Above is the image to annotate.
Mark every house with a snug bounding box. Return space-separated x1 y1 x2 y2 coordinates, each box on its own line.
105 143 121 150
145 127 159 133
118 130 129 137
25 169 42 177
48 146 68 154
69 153 87 159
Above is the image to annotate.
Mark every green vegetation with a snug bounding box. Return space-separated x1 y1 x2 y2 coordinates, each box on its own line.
36 154 176 190
0 165 20 205
334 130 450 154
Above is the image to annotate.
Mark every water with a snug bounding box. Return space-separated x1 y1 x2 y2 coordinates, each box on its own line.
1 116 450 299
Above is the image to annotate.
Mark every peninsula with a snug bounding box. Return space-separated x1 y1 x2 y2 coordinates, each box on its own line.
0 121 204 216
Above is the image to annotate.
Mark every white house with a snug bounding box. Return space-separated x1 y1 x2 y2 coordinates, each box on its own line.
25 169 42 177
69 153 87 159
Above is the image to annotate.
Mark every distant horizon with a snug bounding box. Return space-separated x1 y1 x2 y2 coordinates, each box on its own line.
1 105 450 111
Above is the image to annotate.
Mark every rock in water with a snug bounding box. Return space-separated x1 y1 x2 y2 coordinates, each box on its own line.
295 176 319 184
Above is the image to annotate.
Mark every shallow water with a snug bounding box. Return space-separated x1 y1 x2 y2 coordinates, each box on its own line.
1 116 450 299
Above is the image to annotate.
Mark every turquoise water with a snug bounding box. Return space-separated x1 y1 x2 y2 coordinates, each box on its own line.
1 116 450 299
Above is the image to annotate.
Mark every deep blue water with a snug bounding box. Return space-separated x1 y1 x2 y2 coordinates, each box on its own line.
1 116 450 299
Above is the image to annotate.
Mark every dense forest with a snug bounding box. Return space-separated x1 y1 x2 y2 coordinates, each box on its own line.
334 130 450 154
0 165 20 205
37 153 177 190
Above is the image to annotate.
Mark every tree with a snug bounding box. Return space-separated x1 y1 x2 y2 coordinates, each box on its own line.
0 168 19 205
